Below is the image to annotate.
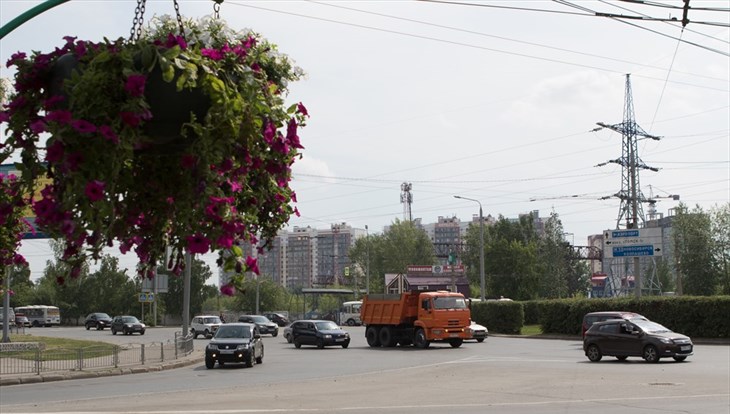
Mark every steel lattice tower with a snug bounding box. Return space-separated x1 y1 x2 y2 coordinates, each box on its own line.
597 74 660 230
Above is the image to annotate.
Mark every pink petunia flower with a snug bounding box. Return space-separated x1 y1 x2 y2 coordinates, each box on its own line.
71 119 97 134
245 256 260 275
297 102 309 117
84 180 105 202
45 140 65 163
220 283 236 296
45 110 73 124
125 74 146 97
98 125 119 144
186 233 211 254
120 111 141 127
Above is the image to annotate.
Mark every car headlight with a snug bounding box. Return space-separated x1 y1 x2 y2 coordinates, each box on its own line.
206 344 217 351
324 334 332 339
345 333 350 338
660 338 674 344
237 344 249 350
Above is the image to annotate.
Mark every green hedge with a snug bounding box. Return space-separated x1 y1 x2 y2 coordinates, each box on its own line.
471 301 523 334
531 296 730 338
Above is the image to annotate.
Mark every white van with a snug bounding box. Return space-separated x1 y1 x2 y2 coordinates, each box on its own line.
338 301 362 326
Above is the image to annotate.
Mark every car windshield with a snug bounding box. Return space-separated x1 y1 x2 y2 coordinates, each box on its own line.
315 321 339 330
122 316 139 323
632 319 672 333
216 326 251 338
203 317 222 324
433 296 468 310
251 316 269 323
96 313 111 319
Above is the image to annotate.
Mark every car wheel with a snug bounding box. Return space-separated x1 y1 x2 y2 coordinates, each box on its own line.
616 356 628 361
476 338 485 343
193 330 199 339
256 348 264 364
85 324 90 331
673 356 687 362
449 339 463 348
342 342 349 349
586 344 602 362
366 326 381 347
205 357 215 369
203 329 210 339
285 334 292 344
346 319 356 326
140 330 145 335
413 329 430 349
245 352 255 368
272 330 278 337
317 339 325 349
643 345 660 363
112 328 117 335
98 326 104 331
124 328 130 335
294 339 302 349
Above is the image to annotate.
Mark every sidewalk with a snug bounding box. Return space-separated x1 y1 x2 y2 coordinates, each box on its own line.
0 349 204 387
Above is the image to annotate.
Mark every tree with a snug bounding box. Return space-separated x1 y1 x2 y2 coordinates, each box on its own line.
85 255 138 317
672 204 720 295
7 265 34 308
711 203 730 295
348 220 435 294
162 258 215 318
231 276 289 314
537 212 570 298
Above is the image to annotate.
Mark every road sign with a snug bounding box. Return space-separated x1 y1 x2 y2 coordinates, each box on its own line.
604 228 663 258
141 274 169 293
138 292 155 303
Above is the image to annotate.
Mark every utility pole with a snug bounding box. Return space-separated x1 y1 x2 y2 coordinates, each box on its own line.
596 74 660 298
400 183 413 222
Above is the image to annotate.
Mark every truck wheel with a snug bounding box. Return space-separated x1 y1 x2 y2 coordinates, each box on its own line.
379 327 397 347
366 326 381 347
449 339 463 348
413 329 430 349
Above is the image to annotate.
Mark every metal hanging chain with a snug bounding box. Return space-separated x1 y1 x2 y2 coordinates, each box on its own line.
213 1 221 20
173 0 186 39
129 0 148 42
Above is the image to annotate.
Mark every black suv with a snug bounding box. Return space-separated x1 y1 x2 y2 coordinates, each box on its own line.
583 319 693 363
205 323 264 369
263 312 289 327
111 315 146 335
84 312 113 330
291 319 350 349
237 315 279 337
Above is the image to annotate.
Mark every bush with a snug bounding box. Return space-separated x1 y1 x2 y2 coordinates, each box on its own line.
472 301 523 334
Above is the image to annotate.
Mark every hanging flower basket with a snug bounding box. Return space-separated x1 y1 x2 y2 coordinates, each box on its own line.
0 14 308 285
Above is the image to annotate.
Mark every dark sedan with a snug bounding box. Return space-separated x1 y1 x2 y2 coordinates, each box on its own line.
238 315 279 337
205 323 264 369
584 319 693 363
291 319 350 349
85 312 113 330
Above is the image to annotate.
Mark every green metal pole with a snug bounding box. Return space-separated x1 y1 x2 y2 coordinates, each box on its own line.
0 0 70 40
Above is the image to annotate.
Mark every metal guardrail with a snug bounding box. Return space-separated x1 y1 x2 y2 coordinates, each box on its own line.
0 333 194 376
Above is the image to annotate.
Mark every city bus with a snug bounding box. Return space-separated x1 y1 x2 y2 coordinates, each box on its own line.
14 305 61 327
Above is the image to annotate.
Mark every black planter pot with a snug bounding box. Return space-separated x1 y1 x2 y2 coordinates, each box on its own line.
48 53 211 153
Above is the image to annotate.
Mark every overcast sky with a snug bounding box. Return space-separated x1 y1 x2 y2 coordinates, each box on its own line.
2 1 728 283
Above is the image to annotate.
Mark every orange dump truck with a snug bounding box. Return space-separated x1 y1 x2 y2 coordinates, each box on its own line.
360 290 471 348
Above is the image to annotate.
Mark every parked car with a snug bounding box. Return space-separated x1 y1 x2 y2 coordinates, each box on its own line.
84 312 113 331
467 321 488 342
582 311 646 338
237 315 279 337
291 319 350 349
205 323 264 369
111 315 146 335
190 315 223 339
583 319 693 363
14 313 30 328
263 312 289 327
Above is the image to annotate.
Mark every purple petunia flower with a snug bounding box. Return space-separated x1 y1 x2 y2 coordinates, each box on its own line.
297 102 309 117
201 48 224 61
84 180 105 202
245 256 260 275
186 233 211 254
119 111 141 127
71 119 97 134
45 110 73 124
98 125 119 144
220 283 236 296
125 74 146 97
45 140 65 163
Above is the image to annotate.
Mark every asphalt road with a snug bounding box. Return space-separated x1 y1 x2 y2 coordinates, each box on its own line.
1 326 728 414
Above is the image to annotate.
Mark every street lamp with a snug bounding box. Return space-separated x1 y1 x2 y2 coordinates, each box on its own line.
454 195 485 301
365 225 370 295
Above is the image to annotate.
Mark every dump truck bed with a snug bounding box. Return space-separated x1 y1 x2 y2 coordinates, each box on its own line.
360 293 420 326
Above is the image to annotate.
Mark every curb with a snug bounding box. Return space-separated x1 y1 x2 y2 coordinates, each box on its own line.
0 351 203 387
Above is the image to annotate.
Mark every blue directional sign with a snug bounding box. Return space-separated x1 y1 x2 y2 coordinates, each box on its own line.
611 245 656 257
